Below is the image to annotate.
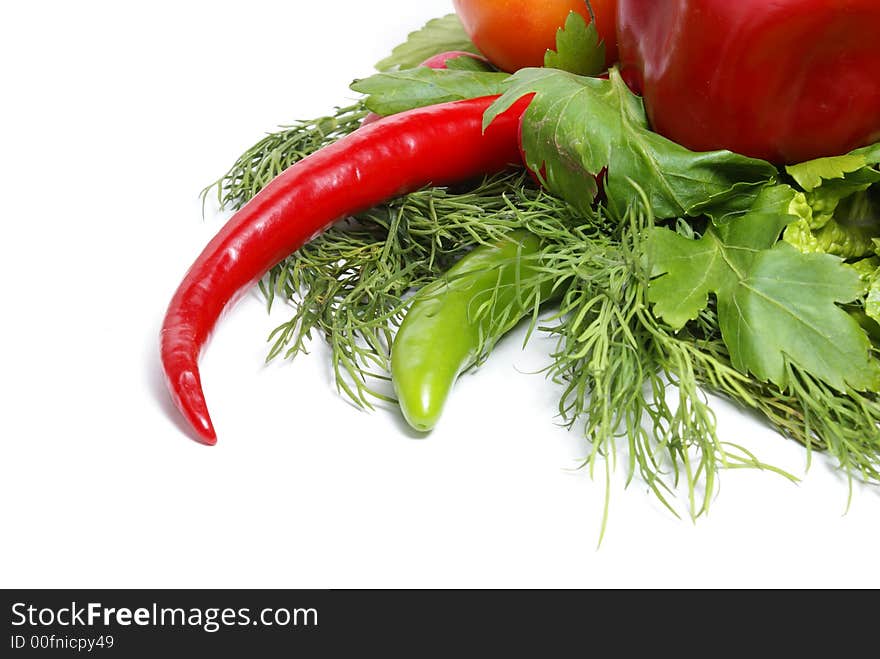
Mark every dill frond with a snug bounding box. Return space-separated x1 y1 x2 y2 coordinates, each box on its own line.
202 99 880 526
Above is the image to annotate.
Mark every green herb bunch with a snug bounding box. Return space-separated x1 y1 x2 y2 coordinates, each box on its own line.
200 12 880 524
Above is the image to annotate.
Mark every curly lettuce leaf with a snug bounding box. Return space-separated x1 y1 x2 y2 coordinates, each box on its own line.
783 217 876 259
867 273 880 327
853 242 880 328
786 150 880 228
782 148 880 258
648 185 880 392
484 68 778 219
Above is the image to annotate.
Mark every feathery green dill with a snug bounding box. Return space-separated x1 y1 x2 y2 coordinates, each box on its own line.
201 101 880 526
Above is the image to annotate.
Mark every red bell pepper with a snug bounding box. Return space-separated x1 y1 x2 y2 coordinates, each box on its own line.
617 0 880 164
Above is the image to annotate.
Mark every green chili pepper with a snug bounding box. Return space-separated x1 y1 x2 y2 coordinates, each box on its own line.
391 230 556 431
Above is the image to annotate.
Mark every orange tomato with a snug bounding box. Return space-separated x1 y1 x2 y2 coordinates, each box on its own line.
452 0 619 73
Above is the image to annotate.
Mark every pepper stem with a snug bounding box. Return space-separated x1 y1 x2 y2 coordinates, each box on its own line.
583 0 597 27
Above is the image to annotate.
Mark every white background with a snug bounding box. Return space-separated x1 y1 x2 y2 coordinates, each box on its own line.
2 0 878 589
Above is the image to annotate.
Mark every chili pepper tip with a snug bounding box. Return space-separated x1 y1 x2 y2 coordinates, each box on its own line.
191 416 217 446
179 398 217 445
166 368 217 445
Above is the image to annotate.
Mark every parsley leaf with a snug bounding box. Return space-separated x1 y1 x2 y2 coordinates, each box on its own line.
443 54 495 72
543 11 605 76
648 186 880 392
484 68 778 219
351 68 509 117
786 154 869 191
375 15 482 72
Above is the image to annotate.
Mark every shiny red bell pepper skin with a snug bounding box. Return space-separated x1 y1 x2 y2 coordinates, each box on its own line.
617 0 880 164
160 94 531 445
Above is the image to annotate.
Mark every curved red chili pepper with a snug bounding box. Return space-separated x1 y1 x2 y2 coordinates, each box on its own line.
160 94 531 444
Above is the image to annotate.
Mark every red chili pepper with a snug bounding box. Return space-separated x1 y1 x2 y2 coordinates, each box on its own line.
617 0 880 164
161 94 531 444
